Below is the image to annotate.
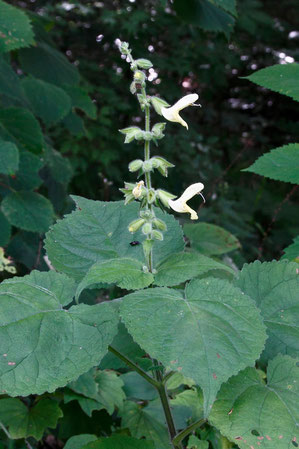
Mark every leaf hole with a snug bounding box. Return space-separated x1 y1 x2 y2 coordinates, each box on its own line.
292 441 298 448
251 430 260 437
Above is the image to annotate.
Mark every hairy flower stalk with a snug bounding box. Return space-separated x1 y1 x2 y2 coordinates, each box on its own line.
118 41 204 276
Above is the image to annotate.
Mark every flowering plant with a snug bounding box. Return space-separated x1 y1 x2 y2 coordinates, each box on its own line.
0 42 297 449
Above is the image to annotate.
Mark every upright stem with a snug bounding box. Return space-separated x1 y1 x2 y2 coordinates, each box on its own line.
157 383 182 449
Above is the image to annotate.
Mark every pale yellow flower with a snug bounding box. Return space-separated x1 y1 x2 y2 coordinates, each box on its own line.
132 180 144 198
161 94 201 129
168 183 205 220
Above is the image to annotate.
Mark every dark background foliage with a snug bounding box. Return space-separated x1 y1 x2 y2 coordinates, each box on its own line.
2 0 299 267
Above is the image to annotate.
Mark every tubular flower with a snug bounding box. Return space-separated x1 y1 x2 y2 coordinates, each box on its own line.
168 183 205 220
132 180 144 198
161 94 201 129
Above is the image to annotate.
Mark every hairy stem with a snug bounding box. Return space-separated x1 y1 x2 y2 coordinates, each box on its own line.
172 418 206 447
143 101 154 272
108 346 159 388
109 347 180 448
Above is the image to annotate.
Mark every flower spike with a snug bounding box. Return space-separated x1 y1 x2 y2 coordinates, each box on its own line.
161 94 201 129
168 182 204 220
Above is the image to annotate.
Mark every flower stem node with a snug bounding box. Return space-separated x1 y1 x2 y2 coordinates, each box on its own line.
150 96 170 115
142 160 153 172
161 94 201 129
128 218 146 233
157 189 177 208
153 218 167 231
142 222 152 235
129 159 143 172
143 131 153 141
169 182 205 220
140 210 154 219
136 58 153 69
132 180 145 199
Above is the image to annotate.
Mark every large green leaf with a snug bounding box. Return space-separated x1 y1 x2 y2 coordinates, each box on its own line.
120 401 169 449
209 355 299 449
64 86 97 119
6 231 47 270
64 435 97 449
173 0 235 36
0 270 118 396
235 260 299 361
0 398 63 440
44 146 73 185
245 63 299 102
45 197 184 281
9 150 43 190
243 143 299 184
22 78 71 126
282 236 299 262
66 369 125 417
0 1 34 53
82 435 155 449
187 436 208 449
0 210 11 246
0 107 44 154
209 0 236 16
0 140 19 175
1 191 54 233
154 252 235 286
0 57 25 102
19 43 80 87
120 278 267 415
76 258 154 300
184 222 240 256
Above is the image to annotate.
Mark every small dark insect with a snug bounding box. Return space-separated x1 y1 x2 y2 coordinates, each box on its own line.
130 241 140 246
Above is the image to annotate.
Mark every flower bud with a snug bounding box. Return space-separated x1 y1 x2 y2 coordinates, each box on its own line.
150 96 170 115
119 41 130 54
130 82 137 94
129 159 143 172
151 156 174 177
157 189 177 208
142 222 152 235
152 230 164 241
153 218 167 231
134 70 146 82
119 126 142 143
152 122 166 138
136 58 153 69
128 218 146 233
147 189 156 204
